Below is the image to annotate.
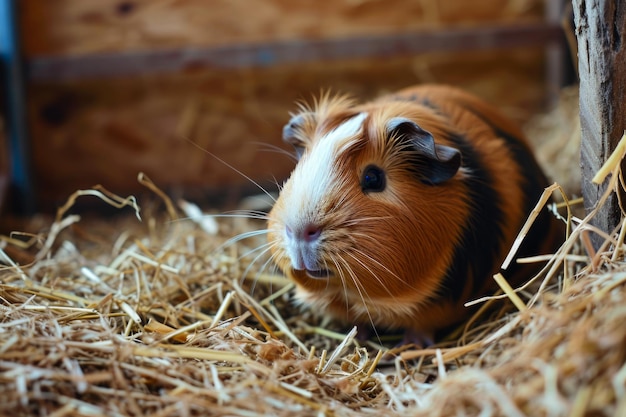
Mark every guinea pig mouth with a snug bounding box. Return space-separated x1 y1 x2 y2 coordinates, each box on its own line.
305 268 333 279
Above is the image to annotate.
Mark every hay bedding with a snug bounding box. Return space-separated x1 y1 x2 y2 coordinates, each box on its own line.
2 131 626 416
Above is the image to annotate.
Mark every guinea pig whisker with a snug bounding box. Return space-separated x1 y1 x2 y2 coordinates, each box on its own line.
184 139 277 204
211 210 272 221
213 229 276 295
236 237 288 298
315 257 334 293
251 141 299 163
345 250 402 302
348 248 404 285
238 240 275 266
214 229 270 254
243 243 281 295
335 255 382 343
170 211 270 228
327 254 351 316
349 231 391 247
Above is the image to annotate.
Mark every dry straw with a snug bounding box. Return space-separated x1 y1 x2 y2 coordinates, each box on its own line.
2 140 626 415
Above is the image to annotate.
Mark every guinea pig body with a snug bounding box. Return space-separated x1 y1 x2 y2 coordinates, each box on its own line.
267 84 562 341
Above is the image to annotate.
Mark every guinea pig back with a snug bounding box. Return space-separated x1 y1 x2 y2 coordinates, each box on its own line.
267 84 563 340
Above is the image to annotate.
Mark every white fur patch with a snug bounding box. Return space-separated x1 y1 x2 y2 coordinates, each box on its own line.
281 112 367 271
284 113 367 225
323 112 369 155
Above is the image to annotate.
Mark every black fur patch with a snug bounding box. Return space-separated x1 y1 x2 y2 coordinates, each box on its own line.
455 107 553 270
439 131 504 301
488 127 553 269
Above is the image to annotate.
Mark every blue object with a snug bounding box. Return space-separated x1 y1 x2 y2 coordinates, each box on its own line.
0 0 35 213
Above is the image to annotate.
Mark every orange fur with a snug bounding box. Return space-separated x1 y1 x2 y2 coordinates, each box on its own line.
268 84 563 339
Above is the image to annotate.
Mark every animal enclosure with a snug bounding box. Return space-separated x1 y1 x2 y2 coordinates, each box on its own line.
3 0 626 416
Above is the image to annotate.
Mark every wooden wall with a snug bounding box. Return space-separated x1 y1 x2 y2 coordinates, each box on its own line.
16 0 552 210
20 0 544 55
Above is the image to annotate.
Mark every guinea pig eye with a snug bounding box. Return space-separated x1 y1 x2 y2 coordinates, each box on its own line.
361 165 386 193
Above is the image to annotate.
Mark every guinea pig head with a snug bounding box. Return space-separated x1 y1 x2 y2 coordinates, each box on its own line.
268 101 470 326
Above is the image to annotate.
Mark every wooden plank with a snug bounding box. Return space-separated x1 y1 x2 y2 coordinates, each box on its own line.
27 48 547 210
26 22 564 81
19 0 545 56
573 0 626 246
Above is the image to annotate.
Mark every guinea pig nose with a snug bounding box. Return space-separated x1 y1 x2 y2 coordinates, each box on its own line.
286 224 322 243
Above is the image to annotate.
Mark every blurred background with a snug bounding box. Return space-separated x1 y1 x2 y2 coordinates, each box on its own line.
0 0 575 215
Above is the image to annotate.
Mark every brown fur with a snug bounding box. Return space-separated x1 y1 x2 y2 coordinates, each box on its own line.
268 84 563 339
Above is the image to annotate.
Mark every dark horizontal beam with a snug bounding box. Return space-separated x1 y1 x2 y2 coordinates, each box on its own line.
26 22 564 81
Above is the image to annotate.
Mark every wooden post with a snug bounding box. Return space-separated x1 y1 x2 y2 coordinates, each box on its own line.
573 0 626 246
0 0 36 213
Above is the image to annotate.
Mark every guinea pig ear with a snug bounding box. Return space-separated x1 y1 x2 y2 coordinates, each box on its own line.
283 113 310 160
387 117 462 184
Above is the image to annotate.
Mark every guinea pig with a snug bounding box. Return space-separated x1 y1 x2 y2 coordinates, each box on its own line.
267 84 563 345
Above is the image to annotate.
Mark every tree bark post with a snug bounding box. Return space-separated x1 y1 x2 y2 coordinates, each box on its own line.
573 0 626 247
